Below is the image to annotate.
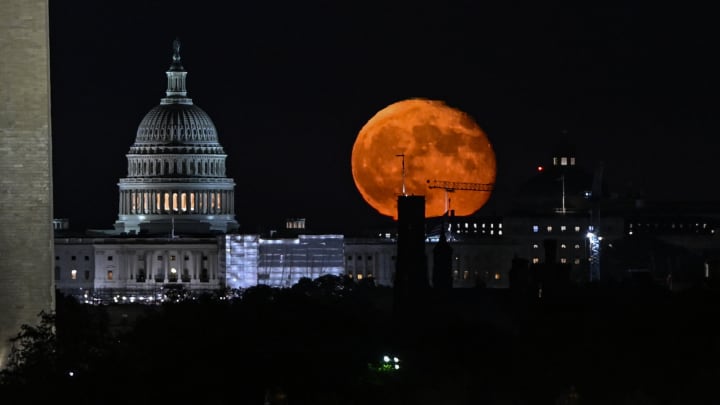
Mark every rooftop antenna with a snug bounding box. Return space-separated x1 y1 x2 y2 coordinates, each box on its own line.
396 153 407 196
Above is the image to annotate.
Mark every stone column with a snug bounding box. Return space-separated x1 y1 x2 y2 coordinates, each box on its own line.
0 0 53 369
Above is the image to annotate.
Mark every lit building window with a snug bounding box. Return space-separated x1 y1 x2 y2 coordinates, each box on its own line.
570 157 575 165
498 230 503 235
561 157 568 165
574 259 581 264
553 157 558 166
181 193 187 211
172 193 178 211
494 272 501 280
560 225 566 232
560 258 567 264
499 223 502 229
190 193 195 211
164 193 170 211
547 226 553 232
357 273 363 280
463 271 469 280
490 230 494 235
532 257 540 264
574 226 581 232
574 244 580 249
561 244 566 249
533 244 539 249
107 271 113 280
533 225 539 233
71 269 77 280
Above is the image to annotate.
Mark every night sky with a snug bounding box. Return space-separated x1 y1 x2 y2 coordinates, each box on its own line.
48 1 719 234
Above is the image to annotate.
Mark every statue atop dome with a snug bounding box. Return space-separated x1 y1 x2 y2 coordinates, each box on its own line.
173 38 181 61
169 37 184 71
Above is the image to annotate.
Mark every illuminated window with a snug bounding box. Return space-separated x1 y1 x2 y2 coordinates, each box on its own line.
164 193 170 211
190 193 195 211
107 271 113 280
561 157 567 165
490 230 494 235
574 226 581 232
71 269 77 280
560 258 567 264
181 193 187 211
498 230 503 236
532 257 540 264
561 244 566 249
547 226 553 232
172 193 178 211
570 157 575 165
494 272 501 280
533 244 539 249
574 259 581 264
574 244 580 249
463 271 469 280
156 193 161 210
216 192 221 209
357 273 363 280
499 223 502 229
553 157 558 165
533 225 539 233
560 225 566 232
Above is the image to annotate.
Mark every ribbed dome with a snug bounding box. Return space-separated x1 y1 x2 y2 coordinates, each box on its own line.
134 103 219 145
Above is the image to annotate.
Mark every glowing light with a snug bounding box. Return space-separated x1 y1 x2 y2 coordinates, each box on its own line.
383 355 390 362
537 166 544 172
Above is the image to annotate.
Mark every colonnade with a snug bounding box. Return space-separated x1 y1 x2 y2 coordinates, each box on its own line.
119 189 234 215
127 157 225 177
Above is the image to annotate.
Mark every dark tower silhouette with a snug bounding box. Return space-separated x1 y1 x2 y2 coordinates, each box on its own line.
432 230 453 290
394 195 428 315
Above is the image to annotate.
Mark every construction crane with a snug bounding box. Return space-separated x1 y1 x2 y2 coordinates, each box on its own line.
426 179 494 216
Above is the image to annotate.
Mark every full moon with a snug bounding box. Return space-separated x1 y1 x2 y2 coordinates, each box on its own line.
351 98 496 219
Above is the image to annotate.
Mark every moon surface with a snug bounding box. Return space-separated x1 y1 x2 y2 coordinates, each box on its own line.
351 98 496 219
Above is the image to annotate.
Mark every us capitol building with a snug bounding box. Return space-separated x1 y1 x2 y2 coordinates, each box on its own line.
54 42 720 304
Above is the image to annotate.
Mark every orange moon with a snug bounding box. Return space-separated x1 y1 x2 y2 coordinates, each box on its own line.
351 98 496 219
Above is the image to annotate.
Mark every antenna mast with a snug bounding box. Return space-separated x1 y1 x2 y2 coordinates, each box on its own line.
396 153 407 196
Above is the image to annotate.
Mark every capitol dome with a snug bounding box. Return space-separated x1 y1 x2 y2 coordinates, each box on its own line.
114 40 239 235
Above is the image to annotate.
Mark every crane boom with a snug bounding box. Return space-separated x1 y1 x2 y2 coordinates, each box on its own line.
426 179 494 192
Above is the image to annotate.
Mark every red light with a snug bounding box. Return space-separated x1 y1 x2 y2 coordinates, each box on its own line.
537 166 544 172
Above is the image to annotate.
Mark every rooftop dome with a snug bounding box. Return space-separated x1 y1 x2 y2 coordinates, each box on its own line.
134 103 220 146
115 39 238 235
